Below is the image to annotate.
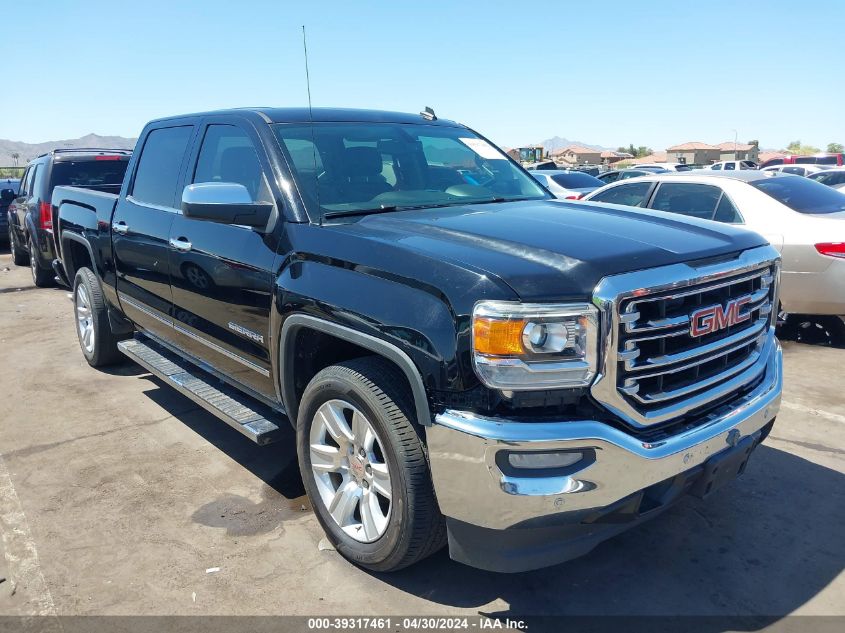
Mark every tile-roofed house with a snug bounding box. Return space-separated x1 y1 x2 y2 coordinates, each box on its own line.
600 150 633 165
552 144 602 166
629 152 668 165
715 141 760 163
666 142 720 166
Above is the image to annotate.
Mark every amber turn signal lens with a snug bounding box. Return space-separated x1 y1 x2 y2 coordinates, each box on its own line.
473 318 526 355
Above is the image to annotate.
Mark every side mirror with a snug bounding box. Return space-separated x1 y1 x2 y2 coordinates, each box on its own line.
181 182 273 228
1 189 16 202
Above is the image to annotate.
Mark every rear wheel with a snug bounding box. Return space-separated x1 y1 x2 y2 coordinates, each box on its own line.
9 225 28 266
28 236 54 287
297 357 445 571
73 267 125 367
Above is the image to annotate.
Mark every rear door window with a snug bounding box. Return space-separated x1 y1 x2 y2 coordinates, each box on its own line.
20 166 35 197
649 182 722 220
131 125 194 208
599 172 621 183
782 166 805 176
30 165 45 200
589 181 652 207
711 164 723 170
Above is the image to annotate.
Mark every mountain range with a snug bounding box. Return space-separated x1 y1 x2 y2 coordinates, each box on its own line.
535 136 611 153
0 133 137 166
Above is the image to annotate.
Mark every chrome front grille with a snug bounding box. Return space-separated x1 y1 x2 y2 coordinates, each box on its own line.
591 246 780 429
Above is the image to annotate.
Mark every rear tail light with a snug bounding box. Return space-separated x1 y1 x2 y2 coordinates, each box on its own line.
39 201 52 230
565 193 584 200
95 155 123 161
815 242 845 259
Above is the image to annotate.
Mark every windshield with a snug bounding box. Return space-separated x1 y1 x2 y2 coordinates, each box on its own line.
550 172 603 188
273 122 548 220
752 175 845 214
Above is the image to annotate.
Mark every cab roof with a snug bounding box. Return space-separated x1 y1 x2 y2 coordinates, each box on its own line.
150 107 462 127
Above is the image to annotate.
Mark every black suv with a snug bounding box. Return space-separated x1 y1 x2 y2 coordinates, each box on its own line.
8 149 131 286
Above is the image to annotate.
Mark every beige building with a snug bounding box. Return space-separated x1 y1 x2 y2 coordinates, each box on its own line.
716 142 760 163
666 142 721 165
553 144 602 166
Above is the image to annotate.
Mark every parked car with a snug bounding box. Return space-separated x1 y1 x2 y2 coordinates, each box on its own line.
596 168 667 184
583 171 845 341
710 160 757 171
808 168 845 188
761 164 830 177
1 178 21 243
759 153 844 169
635 162 692 171
8 149 131 286
55 107 781 573
529 169 603 199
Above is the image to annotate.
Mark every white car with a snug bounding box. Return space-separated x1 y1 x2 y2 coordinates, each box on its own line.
582 171 845 337
635 162 692 172
761 164 830 177
808 168 845 188
710 160 758 171
528 169 604 200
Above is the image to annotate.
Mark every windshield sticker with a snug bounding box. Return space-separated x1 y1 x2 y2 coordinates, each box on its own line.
459 138 503 160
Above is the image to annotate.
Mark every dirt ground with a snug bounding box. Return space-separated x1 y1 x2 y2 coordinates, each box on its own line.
0 245 843 621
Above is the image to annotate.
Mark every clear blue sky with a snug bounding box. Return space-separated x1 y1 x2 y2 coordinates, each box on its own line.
2 0 843 151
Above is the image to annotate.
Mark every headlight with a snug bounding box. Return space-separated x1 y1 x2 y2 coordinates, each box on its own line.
472 301 598 390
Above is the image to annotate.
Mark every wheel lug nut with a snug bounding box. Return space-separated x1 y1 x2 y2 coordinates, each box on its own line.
365 465 372 474
362 480 369 489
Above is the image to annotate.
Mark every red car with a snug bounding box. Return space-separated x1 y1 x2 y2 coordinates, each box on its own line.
759 153 844 168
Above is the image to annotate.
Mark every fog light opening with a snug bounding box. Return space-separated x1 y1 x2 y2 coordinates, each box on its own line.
507 451 584 470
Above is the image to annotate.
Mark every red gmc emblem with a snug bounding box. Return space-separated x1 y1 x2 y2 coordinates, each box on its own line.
690 296 752 337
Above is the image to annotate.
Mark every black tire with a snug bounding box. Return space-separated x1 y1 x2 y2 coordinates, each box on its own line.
73 267 126 367
297 357 446 572
9 224 28 266
28 236 54 287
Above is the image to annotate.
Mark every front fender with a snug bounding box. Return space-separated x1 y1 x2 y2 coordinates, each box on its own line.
272 259 463 424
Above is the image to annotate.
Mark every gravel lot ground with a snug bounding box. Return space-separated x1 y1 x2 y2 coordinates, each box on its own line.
0 246 843 622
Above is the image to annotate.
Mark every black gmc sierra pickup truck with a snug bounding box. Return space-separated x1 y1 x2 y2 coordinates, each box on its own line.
53 107 783 573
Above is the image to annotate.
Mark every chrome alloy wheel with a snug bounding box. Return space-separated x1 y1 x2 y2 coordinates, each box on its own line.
29 241 37 280
75 284 95 354
309 399 392 543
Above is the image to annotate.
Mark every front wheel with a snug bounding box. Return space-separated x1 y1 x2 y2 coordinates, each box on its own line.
297 357 446 572
73 267 125 367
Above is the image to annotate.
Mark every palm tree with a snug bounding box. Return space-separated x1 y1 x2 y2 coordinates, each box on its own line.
11 152 19 166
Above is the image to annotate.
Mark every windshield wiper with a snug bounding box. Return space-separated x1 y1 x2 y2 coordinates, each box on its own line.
472 196 538 205
323 205 402 221
322 202 466 222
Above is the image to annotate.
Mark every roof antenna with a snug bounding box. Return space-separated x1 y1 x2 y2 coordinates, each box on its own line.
302 25 322 223
420 106 437 121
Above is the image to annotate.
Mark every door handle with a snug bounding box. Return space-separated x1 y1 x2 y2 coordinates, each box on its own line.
112 221 129 235
169 237 192 252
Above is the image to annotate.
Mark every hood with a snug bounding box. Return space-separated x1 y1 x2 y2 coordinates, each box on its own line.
325 199 768 301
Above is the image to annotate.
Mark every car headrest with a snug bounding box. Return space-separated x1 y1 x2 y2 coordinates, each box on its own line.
344 147 383 179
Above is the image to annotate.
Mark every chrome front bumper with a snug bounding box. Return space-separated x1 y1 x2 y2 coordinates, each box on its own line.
428 335 782 532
